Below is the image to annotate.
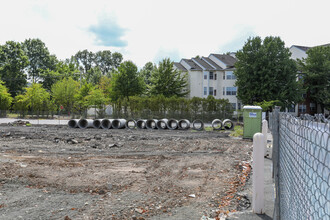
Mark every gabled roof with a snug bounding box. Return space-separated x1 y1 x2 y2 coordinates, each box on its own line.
201 57 223 70
181 59 203 71
192 58 215 71
291 45 310 52
209 54 237 67
173 62 187 72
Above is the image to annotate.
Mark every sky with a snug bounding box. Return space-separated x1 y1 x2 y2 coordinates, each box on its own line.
1 0 329 68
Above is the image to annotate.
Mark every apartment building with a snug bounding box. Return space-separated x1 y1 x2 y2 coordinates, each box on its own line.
174 53 241 111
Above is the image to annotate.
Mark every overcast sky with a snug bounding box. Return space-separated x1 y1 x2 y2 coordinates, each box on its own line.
1 0 329 68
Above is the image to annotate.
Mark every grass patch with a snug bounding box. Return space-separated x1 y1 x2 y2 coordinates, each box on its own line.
230 125 243 137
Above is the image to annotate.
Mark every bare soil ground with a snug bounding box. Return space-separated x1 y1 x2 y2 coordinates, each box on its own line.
0 123 252 220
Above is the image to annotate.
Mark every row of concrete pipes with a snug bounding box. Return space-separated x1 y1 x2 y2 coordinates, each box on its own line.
68 118 234 131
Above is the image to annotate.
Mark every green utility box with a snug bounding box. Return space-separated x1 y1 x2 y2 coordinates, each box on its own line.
243 106 262 139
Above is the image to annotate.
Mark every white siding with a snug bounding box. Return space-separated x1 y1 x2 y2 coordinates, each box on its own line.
290 46 308 60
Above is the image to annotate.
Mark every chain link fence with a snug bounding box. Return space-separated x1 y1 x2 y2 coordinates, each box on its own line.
269 110 330 220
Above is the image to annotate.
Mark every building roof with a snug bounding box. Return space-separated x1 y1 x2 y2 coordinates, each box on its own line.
210 54 237 67
191 58 215 70
291 45 311 52
173 62 187 72
181 59 203 70
201 57 223 70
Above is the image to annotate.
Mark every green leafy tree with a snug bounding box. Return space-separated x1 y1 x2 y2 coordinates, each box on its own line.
51 77 79 113
0 41 29 96
23 83 50 117
86 67 102 85
74 49 95 74
111 61 145 101
148 58 188 97
84 88 108 117
22 38 58 83
298 46 330 112
0 80 13 115
13 94 28 117
95 51 123 75
235 36 302 107
139 62 155 86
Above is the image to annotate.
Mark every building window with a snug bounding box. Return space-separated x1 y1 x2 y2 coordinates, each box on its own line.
209 72 214 80
230 103 236 110
302 93 307 99
204 87 207 95
209 87 214 96
226 87 237 95
298 104 306 113
214 89 217 96
288 104 295 112
204 72 207 80
223 87 225 95
238 103 241 110
226 71 236 80
214 73 217 80
310 103 316 112
223 73 225 79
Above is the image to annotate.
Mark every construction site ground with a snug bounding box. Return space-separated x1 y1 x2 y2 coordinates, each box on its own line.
0 123 253 220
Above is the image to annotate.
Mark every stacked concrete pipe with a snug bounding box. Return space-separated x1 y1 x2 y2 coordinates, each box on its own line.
101 119 113 129
211 119 223 130
156 119 168 129
223 119 234 130
146 119 158 129
112 119 126 129
192 119 204 131
78 119 94 129
93 119 104 129
125 119 136 129
167 119 179 130
178 119 190 130
68 119 79 128
136 119 147 129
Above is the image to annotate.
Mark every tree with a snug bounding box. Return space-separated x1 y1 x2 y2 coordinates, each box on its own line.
298 46 330 112
22 38 58 83
74 49 95 74
0 80 13 115
139 62 155 86
51 77 79 112
22 83 50 117
111 61 145 100
0 41 29 96
235 36 302 107
95 50 123 75
148 58 188 97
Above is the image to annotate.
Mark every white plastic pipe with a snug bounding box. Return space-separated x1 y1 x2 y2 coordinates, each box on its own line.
252 133 265 214
68 119 79 128
125 119 136 129
93 119 104 129
167 119 178 130
78 119 94 129
101 119 113 129
223 119 234 130
156 119 168 129
211 119 223 130
146 119 158 129
192 119 204 130
262 120 268 157
136 119 147 129
178 119 190 130
112 119 126 129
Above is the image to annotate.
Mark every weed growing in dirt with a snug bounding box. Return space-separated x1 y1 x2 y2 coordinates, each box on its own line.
230 125 243 137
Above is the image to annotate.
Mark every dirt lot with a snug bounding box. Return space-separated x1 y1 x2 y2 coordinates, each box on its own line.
0 123 252 220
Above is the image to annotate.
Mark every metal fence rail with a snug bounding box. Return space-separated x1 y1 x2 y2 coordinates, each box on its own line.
270 111 330 220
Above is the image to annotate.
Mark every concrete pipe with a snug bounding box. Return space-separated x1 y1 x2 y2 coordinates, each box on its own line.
93 119 104 129
167 119 179 130
192 119 204 131
156 119 168 129
178 119 190 130
68 119 79 128
126 119 137 129
223 119 234 130
78 119 94 129
146 119 158 129
101 119 113 129
136 119 147 129
212 119 223 130
112 119 127 129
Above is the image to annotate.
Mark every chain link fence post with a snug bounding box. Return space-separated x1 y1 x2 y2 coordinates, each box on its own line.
272 106 280 220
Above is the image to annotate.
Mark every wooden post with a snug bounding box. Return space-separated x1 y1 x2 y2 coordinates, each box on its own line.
262 120 268 157
252 132 265 214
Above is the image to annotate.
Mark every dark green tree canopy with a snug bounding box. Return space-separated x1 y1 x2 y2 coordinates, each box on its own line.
139 62 155 86
111 61 145 100
148 58 188 98
298 46 330 112
0 41 29 96
234 36 301 106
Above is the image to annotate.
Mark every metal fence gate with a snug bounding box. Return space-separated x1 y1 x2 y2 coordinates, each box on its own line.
269 108 329 220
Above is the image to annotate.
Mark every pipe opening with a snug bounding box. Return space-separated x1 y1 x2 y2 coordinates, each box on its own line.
112 120 121 129
223 119 234 130
157 120 168 129
93 120 102 129
212 119 223 130
126 119 136 129
192 119 204 130
101 119 111 129
78 119 88 129
167 119 178 130
136 120 147 129
146 120 157 129
68 119 78 128
178 119 190 130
